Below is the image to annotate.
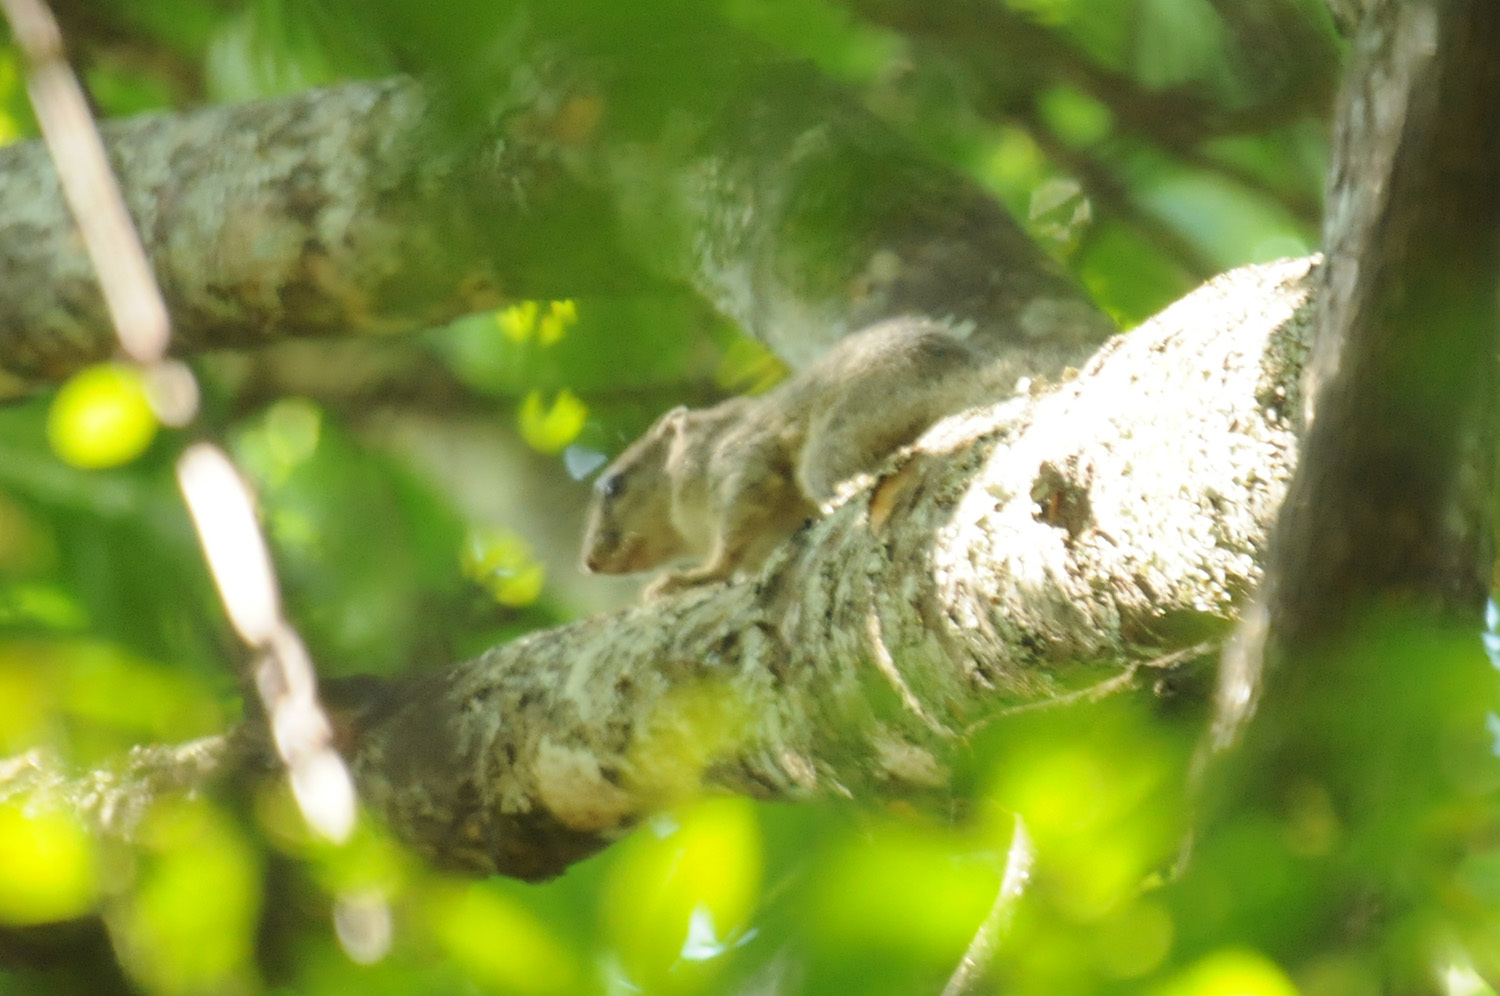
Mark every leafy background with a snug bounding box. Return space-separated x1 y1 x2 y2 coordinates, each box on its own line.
0 2 1386 995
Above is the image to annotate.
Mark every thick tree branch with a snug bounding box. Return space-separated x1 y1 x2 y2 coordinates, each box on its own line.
1 48 1116 396
0 77 643 395
344 257 1313 879
0 257 1312 878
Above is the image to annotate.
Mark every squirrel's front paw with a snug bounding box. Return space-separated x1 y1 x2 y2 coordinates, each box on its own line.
642 574 686 600
643 566 731 600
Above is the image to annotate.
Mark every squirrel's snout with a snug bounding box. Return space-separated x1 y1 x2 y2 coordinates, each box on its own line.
581 528 627 574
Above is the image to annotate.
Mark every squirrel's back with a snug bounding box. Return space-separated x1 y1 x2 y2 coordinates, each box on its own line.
786 318 980 500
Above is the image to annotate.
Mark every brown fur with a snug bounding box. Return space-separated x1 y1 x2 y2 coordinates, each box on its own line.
580 318 987 596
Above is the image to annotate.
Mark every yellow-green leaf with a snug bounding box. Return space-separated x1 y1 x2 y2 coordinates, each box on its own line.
1151 949 1299 996
536 299 578 346
518 388 588 455
462 527 546 606
47 363 159 469
498 300 540 342
424 881 577 995
0 800 98 925
603 798 762 990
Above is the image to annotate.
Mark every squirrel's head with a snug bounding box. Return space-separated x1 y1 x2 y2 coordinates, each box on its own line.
580 407 689 574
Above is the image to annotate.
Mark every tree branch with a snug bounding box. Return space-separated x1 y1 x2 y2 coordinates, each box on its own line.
1 48 1118 396
0 256 1312 877
0 77 643 395
344 257 1314 879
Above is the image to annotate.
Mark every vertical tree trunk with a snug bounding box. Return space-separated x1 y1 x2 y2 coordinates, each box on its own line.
1198 1 1500 988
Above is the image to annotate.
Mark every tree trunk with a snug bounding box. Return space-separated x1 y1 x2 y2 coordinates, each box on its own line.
1196 1 1500 986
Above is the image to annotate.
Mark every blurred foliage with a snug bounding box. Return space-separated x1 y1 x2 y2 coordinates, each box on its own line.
8 2 1495 996
47 365 160 470
0 802 98 926
461 526 546 608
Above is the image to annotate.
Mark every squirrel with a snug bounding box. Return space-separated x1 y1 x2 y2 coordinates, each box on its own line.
580 317 992 597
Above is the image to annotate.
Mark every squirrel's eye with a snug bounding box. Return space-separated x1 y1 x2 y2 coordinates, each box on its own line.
596 473 625 499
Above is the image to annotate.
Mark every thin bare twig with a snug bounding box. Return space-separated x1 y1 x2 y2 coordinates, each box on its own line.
941 814 1035 996
0 0 356 845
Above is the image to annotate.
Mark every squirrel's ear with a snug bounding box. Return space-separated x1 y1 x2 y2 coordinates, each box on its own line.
646 405 689 442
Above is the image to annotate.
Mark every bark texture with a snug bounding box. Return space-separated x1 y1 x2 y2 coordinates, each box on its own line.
0 55 1114 397
0 77 638 395
0 257 1311 879
346 257 1314 879
1189 1 1500 983
1267 0 1500 655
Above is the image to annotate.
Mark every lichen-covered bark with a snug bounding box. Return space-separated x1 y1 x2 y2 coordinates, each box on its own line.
0 737 234 840
0 78 638 395
0 51 1114 397
348 257 1314 879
